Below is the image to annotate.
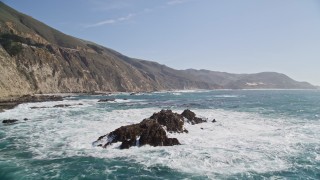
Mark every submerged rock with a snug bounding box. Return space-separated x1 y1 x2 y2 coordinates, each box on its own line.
98 98 116 102
2 119 19 124
94 109 209 149
53 104 71 108
31 103 83 109
30 106 49 109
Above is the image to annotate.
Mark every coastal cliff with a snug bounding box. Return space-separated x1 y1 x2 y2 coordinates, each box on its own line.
0 2 315 99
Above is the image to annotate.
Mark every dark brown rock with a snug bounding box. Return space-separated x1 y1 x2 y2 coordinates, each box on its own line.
181 109 196 120
98 98 116 102
2 119 18 124
138 120 179 147
30 106 49 109
150 109 185 133
120 139 137 149
53 104 71 108
109 124 142 144
93 109 211 149
93 110 186 149
181 109 207 125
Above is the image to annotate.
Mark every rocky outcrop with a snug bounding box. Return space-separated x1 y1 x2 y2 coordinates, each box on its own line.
181 109 207 124
95 119 181 149
150 110 186 133
93 109 207 149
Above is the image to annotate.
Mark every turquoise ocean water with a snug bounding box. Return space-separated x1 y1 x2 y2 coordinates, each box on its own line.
0 90 319 179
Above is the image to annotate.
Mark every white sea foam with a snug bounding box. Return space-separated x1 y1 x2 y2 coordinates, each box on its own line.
1 104 319 178
213 95 243 98
153 89 212 94
171 89 212 93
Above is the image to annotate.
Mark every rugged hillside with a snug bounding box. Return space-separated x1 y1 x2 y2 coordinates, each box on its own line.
0 2 315 98
0 2 215 98
184 69 315 89
184 69 242 86
224 72 315 89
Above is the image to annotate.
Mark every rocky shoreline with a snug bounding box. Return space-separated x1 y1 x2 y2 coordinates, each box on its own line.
0 94 63 112
93 109 211 149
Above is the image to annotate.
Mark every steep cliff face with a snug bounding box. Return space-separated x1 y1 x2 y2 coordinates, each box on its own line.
12 43 158 93
0 47 32 98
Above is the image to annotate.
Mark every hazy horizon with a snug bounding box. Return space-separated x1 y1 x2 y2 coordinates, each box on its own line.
3 0 320 85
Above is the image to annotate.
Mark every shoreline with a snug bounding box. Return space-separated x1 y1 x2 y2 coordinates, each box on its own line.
0 94 63 112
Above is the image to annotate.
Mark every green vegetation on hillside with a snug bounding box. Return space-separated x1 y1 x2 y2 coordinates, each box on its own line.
87 44 104 54
0 34 23 56
0 33 46 56
0 2 86 49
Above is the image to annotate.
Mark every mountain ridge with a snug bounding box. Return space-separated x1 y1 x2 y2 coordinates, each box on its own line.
0 2 316 99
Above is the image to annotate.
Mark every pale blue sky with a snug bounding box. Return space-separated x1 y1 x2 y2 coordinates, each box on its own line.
3 0 320 85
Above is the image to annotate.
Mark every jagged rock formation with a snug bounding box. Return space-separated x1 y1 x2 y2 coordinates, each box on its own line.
0 2 316 99
93 109 207 149
181 109 207 125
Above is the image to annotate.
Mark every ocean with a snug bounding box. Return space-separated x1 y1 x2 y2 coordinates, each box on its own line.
0 90 319 179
